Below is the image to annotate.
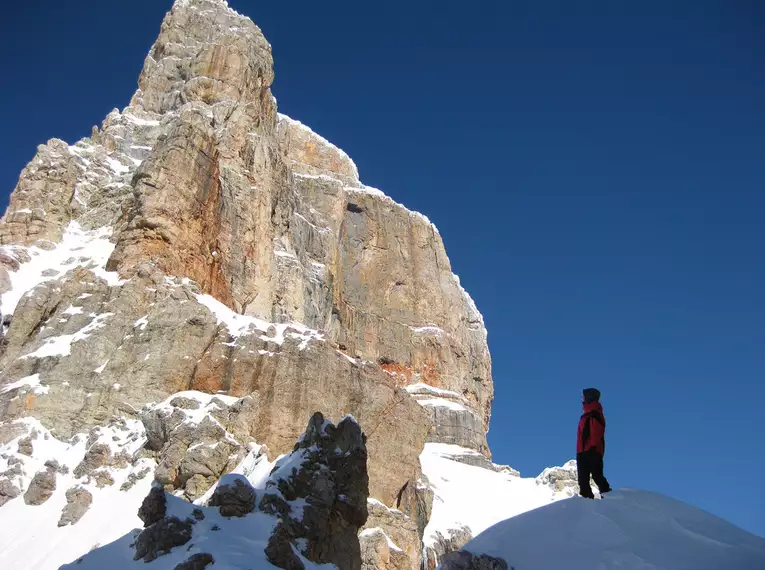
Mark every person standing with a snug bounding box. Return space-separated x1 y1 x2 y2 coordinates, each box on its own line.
577 388 612 498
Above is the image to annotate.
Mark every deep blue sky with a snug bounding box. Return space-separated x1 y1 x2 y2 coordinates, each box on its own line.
2 0 763 536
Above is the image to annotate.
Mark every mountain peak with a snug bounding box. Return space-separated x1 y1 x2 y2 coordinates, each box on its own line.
0 0 493 568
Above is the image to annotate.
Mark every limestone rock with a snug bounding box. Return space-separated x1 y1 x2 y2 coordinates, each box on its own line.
139 400 248 499
535 460 580 497
173 553 215 570
0 139 80 246
396 478 434 542
93 469 115 488
133 516 193 562
58 486 93 526
363 499 421 570
263 412 369 570
73 443 112 478
0 0 495 564
138 485 167 527
45 459 70 475
0 478 21 507
0 0 477 512
360 527 413 570
277 114 359 184
425 526 473 570
265 524 306 570
17 436 33 456
439 551 509 570
208 475 256 517
23 468 56 505
120 466 151 492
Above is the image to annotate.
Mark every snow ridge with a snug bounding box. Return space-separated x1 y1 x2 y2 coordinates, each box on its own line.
455 489 765 570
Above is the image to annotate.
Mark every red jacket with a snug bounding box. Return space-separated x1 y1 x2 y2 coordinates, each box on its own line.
577 401 606 455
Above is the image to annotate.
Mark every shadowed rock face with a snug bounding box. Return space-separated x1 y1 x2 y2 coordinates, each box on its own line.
117 413 369 570
439 551 509 570
0 1 494 566
263 412 369 570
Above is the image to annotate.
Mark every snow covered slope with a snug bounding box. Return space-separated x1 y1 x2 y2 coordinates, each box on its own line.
450 488 765 570
420 443 578 566
0 391 273 570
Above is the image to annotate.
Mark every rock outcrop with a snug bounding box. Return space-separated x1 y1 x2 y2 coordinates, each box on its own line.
535 460 582 497
65 413 370 570
58 486 93 526
361 499 422 570
262 412 369 570
23 467 56 505
208 476 257 517
438 551 509 570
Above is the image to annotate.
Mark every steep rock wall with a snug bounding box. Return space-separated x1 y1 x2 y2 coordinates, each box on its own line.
0 0 493 517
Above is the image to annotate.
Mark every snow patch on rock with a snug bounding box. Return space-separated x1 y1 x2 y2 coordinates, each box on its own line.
0 222 123 316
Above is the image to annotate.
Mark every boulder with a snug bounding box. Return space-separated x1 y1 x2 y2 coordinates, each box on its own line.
138 485 167 527
58 487 93 526
208 475 256 517
439 551 509 570
425 526 473 570
263 412 369 570
0 478 21 507
17 436 33 456
363 499 421 570
23 469 56 505
73 444 112 478
133 516 193 562
173 553 215 570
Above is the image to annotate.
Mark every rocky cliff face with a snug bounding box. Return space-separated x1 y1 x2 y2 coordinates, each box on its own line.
0 1 496 568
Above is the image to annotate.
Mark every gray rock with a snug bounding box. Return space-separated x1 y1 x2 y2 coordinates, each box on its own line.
363 499 421 570
179 440 240 489
0 0 486 508
263 413 369 570
133 516 193 562
396 478 434 541
169 396 201 410
92 469 115 488
265 524 305 570
360 528 412 570
421 403 490 455
208 476 256 517
121 467 151 491
184 474 216 501
535 460 581 496
58 486 93 526
0 478 21 507
24 469 57 505
138 485 166 527
141 410 176 452
439 551 509 570
173 553 215 570
425 526 474 570
0 422 26 445
17 436 33 456
45 459 70 475
73 444 112 478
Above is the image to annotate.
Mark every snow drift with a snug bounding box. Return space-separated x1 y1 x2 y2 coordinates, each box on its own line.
445 488 765 570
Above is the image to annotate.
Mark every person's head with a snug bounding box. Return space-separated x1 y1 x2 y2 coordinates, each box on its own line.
582 388 601 405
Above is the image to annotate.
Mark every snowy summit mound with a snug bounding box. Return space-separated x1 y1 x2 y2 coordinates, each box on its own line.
441 488 765 570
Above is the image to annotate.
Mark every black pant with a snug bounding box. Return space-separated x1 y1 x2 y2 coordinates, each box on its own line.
576 449 610 498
